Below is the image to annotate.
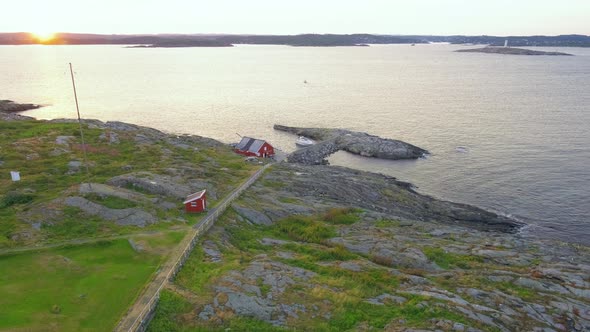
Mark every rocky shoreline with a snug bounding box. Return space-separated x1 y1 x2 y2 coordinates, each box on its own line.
274 124 427 165
252 163 523 233
0 100 41 113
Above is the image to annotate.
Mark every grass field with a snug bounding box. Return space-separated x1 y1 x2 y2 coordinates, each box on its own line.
0 118 263 331
0 233 182 332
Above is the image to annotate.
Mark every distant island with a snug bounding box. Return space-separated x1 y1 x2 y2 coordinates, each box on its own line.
2 32 590 47
0 33 424 47
456 46 573 56
128 40 233 48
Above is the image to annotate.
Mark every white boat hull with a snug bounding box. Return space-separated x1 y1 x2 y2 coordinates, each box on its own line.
296 136 314 147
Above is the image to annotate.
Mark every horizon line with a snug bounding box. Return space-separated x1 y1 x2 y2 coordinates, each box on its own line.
1 32 589 37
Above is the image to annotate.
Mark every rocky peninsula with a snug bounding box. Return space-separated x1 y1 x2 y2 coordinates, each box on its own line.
2 107 589 331
0 100 41 113
274 124 427 165
456 46 573 56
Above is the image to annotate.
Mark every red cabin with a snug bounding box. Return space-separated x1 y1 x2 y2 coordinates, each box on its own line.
184 190 207 213
234 137 275 158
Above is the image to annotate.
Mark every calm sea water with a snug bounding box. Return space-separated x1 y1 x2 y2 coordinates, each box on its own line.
2 44 589 245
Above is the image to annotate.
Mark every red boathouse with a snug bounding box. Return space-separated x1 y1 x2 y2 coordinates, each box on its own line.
184 190 207 213
234 137 275 158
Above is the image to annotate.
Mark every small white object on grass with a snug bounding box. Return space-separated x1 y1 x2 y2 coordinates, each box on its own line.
10 171 20 181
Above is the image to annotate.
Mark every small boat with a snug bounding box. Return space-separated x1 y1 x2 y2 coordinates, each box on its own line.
411 43 416 46
296 136 314 147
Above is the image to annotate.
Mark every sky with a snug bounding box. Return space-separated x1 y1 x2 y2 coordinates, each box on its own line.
3 0 589 36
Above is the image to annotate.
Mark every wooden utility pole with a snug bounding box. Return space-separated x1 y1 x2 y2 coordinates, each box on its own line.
69 63 91 185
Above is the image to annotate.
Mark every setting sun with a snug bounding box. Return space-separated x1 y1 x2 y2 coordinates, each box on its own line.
31 31 56 42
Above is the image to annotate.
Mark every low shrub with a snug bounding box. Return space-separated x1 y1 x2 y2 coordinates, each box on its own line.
0 192 34 208
322 207 361 225
274 216 336 244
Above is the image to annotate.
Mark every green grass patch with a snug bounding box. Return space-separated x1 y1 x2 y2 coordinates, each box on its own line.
42 216 101 240
84 193 137 209
226 223 272 252
321 207 361 225
328 298 469 330
0 191 35 208
374 219 401 228
224 317 288 332
281 242 356 262
175 243 241 296
381 188 412 204
0 208 21 248
38 206 169 242
0 239 162 331
431 271 542 304
261 179 285 189
280 256 400 297
130 230 187 255
423 247 483 270
274 215 336 244
146 290 193 332
494 281 538 301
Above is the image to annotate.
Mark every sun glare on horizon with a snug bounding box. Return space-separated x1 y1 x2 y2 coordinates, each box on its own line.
31 31 56 42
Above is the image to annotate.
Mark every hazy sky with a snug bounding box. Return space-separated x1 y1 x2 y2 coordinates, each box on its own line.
4 0 589 35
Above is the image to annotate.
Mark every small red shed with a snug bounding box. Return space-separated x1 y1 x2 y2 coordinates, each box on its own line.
184 190 207 213
234 137 275 158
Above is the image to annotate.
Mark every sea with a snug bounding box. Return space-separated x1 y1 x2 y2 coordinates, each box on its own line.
1 44 589 245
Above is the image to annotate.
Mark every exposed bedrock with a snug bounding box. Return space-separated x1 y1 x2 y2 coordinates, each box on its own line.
251 163 524 233
273 124 427 165
0 100 41 113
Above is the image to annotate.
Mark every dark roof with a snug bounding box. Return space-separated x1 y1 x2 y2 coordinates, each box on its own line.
235 137 268 153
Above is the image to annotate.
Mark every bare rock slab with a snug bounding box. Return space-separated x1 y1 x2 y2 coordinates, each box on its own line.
64 196 156 226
